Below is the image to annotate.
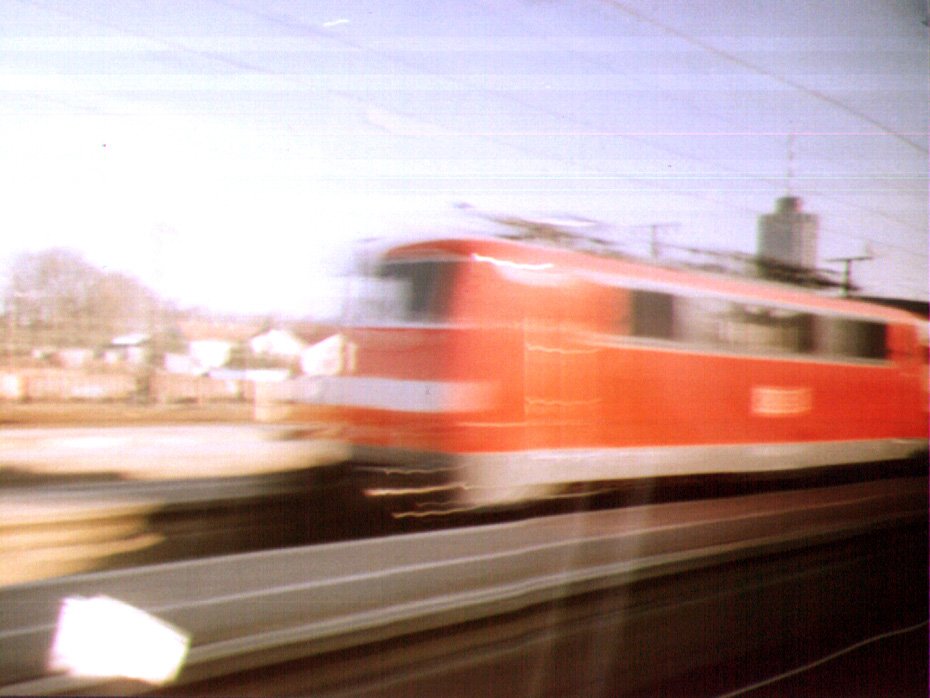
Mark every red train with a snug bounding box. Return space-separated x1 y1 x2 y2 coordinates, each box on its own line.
282 235 928 512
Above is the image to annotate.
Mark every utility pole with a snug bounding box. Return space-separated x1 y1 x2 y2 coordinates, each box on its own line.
647 222 679 259
827 254 872 297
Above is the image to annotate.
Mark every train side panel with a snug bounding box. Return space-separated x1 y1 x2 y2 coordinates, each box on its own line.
277 237 927 508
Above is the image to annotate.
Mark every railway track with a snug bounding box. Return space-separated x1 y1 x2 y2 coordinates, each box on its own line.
3 423 924 588
2 476 925 696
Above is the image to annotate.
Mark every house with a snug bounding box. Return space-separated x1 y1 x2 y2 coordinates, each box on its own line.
55 348 94 369
173 320 262 375
289 324 344 375
300 333 348 376
249 329 306 359
103 333 150 366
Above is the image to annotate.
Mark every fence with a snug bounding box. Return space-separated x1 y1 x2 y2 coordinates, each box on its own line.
149 372 243 404
0 370 138 402
0 370 258 404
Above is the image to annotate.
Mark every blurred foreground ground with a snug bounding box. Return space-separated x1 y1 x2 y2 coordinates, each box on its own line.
0 402 254 427
0 405 334 586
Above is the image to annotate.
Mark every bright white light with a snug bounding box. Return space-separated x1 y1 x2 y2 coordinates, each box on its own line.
48 596 190 685
471 253 554 271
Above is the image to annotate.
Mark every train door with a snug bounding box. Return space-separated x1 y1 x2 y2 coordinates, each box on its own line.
522 285 562 450
522 275 601 452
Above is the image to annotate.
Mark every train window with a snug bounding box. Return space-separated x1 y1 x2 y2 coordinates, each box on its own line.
722 306 815 354
375 260 458 323
621 289 885 361
630 290 675 339
781 311 816 353
672 298 815 355
675 296 730 346
815 317 887 360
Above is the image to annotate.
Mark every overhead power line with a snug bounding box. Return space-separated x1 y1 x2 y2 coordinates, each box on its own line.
826 253 873 297
15 0 927 280
602 0 928 154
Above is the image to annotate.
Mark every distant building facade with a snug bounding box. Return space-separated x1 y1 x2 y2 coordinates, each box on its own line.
757 196 819 270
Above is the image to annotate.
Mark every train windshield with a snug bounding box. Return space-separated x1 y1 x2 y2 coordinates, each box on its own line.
348 259 459 325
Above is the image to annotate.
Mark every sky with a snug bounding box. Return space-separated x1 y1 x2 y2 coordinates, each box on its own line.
1 0 927 317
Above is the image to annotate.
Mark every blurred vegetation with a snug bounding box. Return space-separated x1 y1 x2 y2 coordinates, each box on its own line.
0 248 293 368
1 248 170 353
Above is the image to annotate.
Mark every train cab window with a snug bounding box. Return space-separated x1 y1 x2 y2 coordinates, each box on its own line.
375 260 458 323
631 290 675 340
815 317 887 360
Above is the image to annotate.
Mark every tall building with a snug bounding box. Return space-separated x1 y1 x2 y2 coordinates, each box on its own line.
757 196 819 270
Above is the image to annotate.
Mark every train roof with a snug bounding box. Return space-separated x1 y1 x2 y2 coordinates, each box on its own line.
382 235 924 325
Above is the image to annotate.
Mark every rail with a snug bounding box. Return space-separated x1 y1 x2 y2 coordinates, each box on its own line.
1 476 925 695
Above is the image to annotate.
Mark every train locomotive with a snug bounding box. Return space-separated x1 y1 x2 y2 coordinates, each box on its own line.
280 235 928 514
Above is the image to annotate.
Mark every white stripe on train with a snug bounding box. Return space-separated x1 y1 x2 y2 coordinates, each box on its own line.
290 376 494 413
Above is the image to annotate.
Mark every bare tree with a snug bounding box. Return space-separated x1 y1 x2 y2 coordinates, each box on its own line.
4 248 165 348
